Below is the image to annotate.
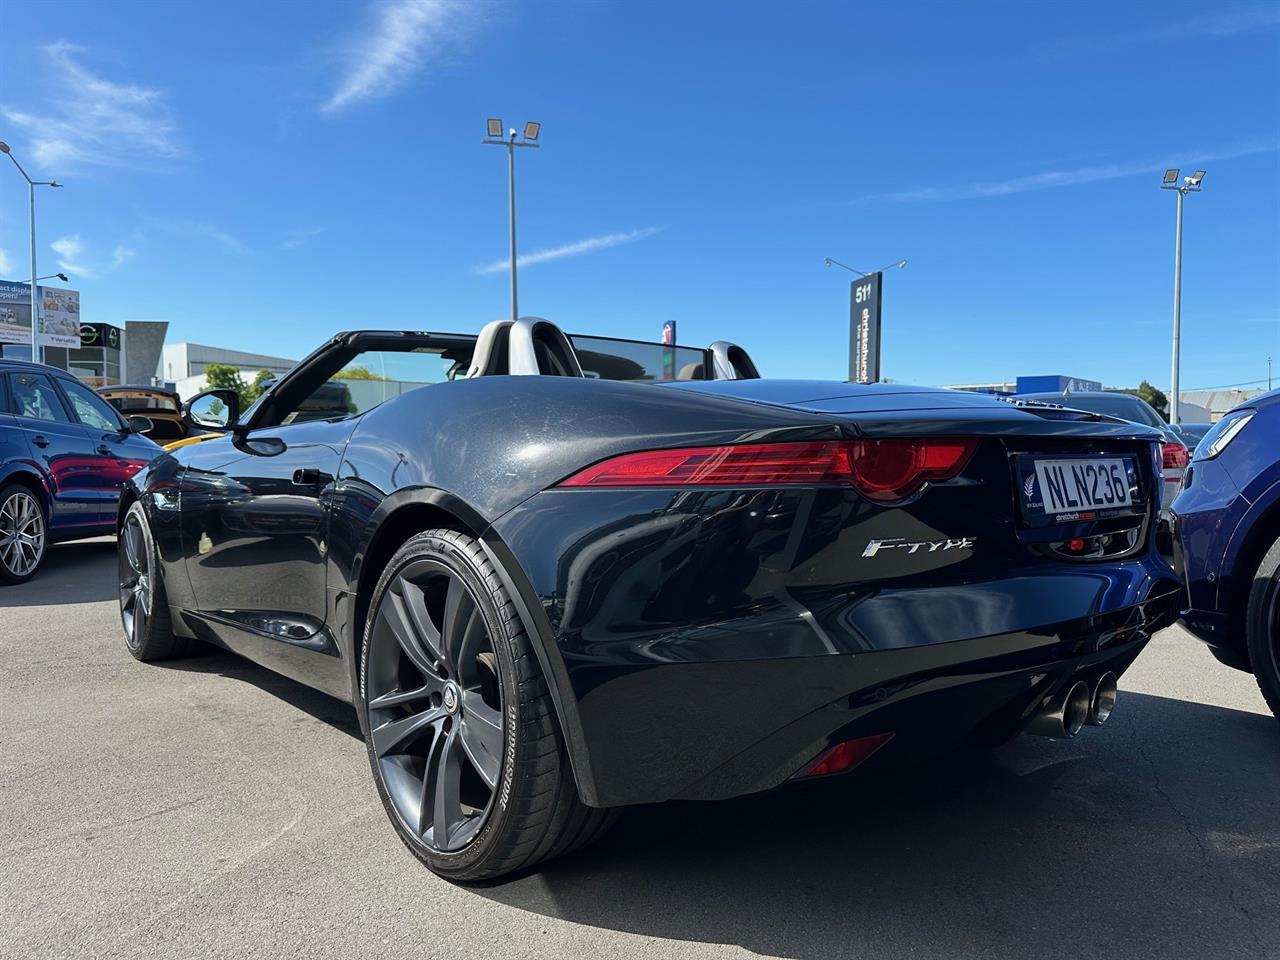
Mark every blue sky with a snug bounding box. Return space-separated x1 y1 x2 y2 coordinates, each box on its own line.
1 0 1277 391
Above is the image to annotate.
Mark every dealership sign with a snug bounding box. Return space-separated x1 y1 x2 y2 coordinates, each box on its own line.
80 322 121 349
849 272 882 383
0 280 82 348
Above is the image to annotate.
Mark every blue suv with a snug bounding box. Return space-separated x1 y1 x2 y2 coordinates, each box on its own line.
0 359 161 584
1172 389 1280 722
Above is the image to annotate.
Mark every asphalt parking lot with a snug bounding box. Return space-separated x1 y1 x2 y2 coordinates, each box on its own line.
3 539 1278 960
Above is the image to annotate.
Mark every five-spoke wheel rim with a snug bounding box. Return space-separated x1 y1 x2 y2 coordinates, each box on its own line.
366 558 505 853
0 490 45 578
119 512 152 647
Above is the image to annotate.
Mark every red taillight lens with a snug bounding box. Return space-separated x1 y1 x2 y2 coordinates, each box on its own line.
844 438 977 502
557 441 851 488
1161 441 1189 470
797 733 894 778
558 438 976 503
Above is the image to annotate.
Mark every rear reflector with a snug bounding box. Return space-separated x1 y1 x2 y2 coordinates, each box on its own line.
1161 441 1189 470
558 438 976 503
796 733 895 778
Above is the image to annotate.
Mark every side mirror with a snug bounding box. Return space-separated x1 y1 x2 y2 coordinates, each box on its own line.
126 415 155 435
183 388 240 432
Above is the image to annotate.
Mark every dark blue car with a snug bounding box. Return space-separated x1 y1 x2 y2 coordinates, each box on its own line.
1172 389 1280 722
0 359 161 584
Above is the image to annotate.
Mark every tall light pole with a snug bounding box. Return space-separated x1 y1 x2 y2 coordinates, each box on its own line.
0 141 63 365
1160 167 1205 426
482 119 540 324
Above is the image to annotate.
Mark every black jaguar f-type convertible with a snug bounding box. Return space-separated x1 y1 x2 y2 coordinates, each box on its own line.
117 318 1181 880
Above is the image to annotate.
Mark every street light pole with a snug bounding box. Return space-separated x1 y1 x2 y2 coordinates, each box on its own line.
483 120 540 325
1160 168 1205 427
0 141 63 366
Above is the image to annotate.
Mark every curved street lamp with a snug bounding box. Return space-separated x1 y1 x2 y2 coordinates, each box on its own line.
0 141 64 364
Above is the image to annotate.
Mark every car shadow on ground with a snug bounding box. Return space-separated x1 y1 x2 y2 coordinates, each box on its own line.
160 649 364 738
0 538 119 607
473 693 1278 960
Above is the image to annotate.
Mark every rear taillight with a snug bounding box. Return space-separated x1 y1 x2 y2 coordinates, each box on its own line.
557 438 976 503
1161 441 1189 471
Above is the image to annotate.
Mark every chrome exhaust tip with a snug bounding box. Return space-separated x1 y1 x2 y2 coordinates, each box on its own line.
1088 672 1118 726
1025 680 1092 740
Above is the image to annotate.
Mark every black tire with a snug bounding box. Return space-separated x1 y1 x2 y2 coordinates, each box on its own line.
360 528 616 881
1245 534 1280 725
119 501 195 661
0 483 48 585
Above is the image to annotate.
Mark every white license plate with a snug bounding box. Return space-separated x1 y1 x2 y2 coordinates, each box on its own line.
1033 458 1132 513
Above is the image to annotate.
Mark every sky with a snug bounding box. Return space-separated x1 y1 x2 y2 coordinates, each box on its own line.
0 0 1277 392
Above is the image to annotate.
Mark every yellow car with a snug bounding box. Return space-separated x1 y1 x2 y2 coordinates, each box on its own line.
97 385 224 451
162 431 222 451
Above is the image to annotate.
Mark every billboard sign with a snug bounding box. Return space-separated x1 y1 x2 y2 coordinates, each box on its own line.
849 272 882 383
40 287 81 348
0 281 82 348
0 281 32 346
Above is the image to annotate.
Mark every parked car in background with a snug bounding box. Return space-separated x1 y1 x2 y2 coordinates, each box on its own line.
118 320 1179 881
1176 421 1213 454
1 359 161 584
1017 391 1189 513
97 385 188 445
1172 390 1280 722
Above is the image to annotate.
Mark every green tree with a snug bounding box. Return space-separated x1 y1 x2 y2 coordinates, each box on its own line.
335 365 389 381
245 368 275 404
204 363 252 407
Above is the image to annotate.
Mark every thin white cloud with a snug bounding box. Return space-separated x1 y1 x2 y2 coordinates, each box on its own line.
154 219 245 254
321 0 475 114
1169 6 1280 38
1 42 179 172
475 227 665 275
110 245 136 269
851 141 1280 206
0 249 12 276
282 226 325 250
51 235 94 278
48 234 136 279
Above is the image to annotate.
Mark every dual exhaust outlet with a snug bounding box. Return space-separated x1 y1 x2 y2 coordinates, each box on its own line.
1025 672 1117 740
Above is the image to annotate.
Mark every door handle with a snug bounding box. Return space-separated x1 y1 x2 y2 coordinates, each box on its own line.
32 435 50 448
96 444 112 456
293 468 322 486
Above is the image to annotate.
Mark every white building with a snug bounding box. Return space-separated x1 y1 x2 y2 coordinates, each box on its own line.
159 342 297 400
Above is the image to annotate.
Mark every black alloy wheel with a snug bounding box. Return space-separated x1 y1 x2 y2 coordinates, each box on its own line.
119 507 153 648
364 555 505 852
361 529 617 881
1246 533 1280 724
118 501 189 661
0 485 46 584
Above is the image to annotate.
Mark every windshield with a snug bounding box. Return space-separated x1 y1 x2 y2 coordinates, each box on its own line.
568 334 709 382
104 393 180 414
1023 393 1164 427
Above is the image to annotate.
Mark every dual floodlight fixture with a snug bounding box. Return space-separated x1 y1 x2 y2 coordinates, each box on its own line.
486 118 540 142
1162 167 1206 191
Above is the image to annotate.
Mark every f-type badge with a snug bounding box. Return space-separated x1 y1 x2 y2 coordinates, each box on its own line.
863 536 976 558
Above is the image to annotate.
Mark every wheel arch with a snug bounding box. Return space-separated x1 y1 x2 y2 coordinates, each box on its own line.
0 467 51 518
1222 481 1280 666
347 489 600 805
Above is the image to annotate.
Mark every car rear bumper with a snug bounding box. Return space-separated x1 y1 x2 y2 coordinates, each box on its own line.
491 486 1182 807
